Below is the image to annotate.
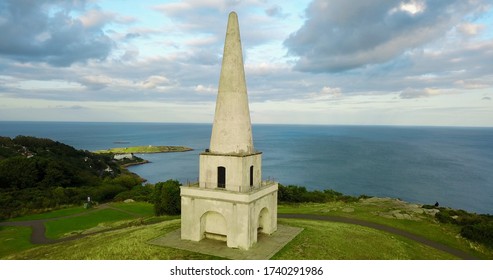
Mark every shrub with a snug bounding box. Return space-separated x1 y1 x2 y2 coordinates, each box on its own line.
277 184 361 203
461 222 493 248
114 184 154 202
153 179 181 216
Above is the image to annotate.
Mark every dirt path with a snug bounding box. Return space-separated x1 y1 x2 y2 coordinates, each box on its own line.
1 210 477 259
279 213 477 260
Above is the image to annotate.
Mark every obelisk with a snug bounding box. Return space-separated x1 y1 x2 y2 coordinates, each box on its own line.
209 11 254 155
180 11 278 250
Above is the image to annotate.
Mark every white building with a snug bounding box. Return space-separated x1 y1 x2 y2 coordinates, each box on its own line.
180 12 278 250
113 153 134 160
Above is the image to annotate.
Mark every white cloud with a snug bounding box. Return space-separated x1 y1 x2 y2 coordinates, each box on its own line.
142 75 170 89
195 84 217 94
1 0 492 126
285 0 489 72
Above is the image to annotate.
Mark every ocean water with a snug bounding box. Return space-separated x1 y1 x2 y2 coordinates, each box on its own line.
1 121 492 214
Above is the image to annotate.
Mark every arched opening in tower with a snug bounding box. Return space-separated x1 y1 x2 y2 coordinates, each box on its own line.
257 207 270 236
200 211 227 242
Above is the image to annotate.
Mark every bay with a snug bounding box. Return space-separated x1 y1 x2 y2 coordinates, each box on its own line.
1 121 492 214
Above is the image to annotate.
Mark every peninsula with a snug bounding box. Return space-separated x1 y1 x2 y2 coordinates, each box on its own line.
94 145 193 154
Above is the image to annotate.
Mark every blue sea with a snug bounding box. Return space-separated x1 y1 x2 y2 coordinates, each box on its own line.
1 121 492 214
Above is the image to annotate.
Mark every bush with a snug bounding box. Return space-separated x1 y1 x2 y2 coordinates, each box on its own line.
277 184 361 203
114 184 154 202
153 179 181 216
461 222 493 248
434 207 493 248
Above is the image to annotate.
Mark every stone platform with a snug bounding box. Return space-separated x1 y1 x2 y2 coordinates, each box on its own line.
148 224 303 260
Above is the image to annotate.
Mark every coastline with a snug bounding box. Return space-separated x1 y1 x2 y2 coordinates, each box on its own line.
120 160 150 168
94 145 193 154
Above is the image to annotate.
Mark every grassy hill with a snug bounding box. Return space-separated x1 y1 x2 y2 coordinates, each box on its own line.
2 200 492 260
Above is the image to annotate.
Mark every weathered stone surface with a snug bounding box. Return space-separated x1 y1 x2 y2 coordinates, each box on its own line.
209 12 253 155
181 12 278 250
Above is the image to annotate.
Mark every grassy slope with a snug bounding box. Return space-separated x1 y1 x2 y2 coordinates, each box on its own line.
275 219 456 260
7 207 88 222
278 200 493 259
94 146 192 154
2 200 492 259
0 226 37 257
44 209 134 239
109 202 155 216
6 220 220 260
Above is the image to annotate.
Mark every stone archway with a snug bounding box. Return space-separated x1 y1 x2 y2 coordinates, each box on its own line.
257 207 270 235
200 211 227 242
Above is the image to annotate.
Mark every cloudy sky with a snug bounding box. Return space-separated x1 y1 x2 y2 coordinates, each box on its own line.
0 0 492 126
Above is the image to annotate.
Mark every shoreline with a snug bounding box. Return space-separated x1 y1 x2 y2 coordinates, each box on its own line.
94 145 193 154
120 160 150 168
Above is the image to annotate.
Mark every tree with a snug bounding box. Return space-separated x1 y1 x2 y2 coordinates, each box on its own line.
153 179 181 216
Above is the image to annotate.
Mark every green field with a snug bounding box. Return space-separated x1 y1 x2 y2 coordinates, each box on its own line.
274 219 457 259
3 218 458 260
44 209 134 239
0 226 37 257
109 202 155 217
278 199 493 259
8 207 89 222
2 200 492 260
94 145 193 154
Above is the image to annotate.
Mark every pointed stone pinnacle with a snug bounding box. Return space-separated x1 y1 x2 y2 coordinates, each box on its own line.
209 12 254 155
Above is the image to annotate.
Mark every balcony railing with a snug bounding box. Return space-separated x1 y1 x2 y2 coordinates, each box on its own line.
182 178 277 193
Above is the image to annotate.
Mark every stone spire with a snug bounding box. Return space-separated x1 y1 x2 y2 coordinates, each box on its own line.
209 11 254 155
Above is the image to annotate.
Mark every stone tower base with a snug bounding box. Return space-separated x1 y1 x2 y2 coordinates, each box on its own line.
180 182 278 250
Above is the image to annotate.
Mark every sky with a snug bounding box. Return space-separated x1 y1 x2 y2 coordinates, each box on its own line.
0 0 492 126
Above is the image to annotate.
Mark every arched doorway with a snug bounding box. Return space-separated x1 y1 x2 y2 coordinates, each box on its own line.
257 207 270 235
200 211 227 242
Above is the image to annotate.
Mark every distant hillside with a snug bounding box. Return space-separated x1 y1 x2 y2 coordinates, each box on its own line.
0 136 120 189
0 136 143 219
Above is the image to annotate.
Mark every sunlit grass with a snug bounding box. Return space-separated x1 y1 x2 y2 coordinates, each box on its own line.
0 226 37 259
279 200 492 259
6 220 220 260
109 202 154 217
44 209 133 239
8 207 88 222
273 219 458 259
3 199 492 259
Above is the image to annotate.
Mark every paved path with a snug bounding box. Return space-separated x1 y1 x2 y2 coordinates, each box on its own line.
1 210 477 259
279 213 477 260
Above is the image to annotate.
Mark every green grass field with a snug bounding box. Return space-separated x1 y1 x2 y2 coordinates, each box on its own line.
278 199 493 259
44 209 134 239
4 218 458 260
5 220 219 260
109 202 155 217
2 200 492 259
0 226 37 257
274 219 457 259
8 207 88 222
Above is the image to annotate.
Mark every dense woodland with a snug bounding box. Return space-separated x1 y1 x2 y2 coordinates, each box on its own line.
0 136 143 219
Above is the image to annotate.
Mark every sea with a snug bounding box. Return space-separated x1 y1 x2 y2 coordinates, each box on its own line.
1 121 492 214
